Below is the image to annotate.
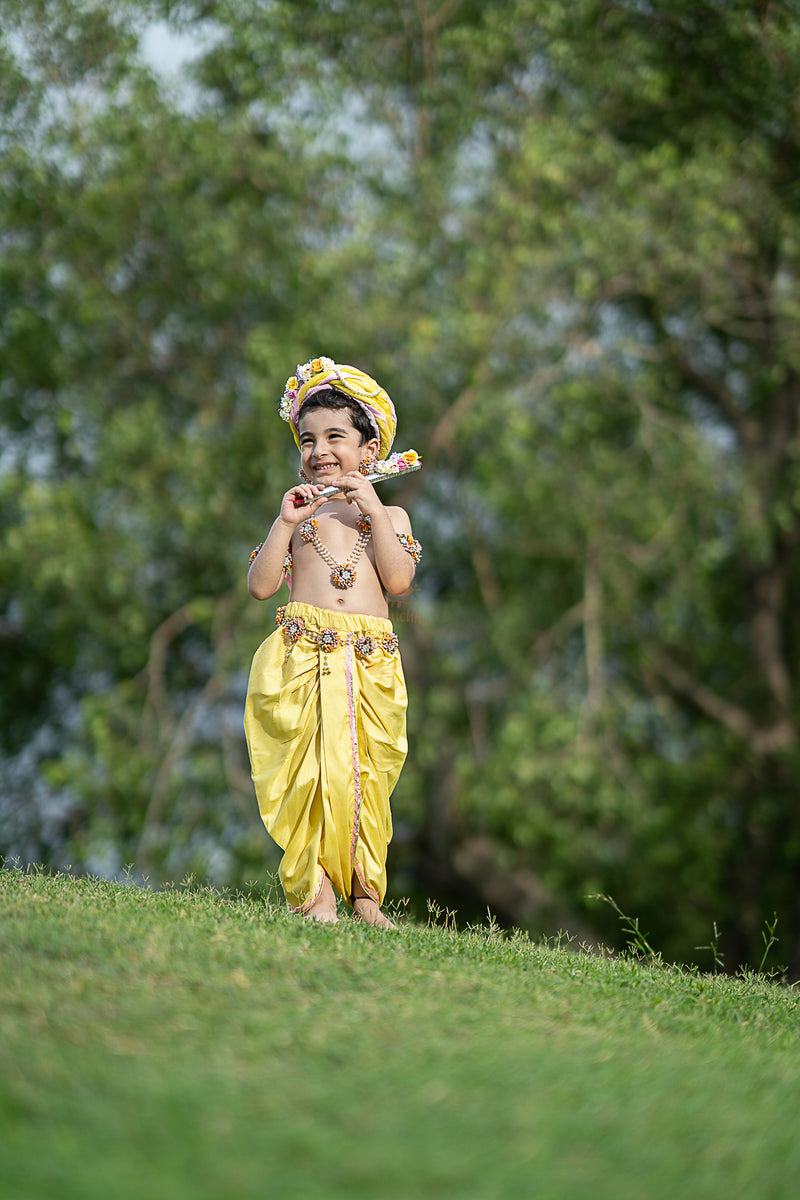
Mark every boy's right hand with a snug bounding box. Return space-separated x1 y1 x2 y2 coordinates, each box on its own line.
279 484 328 524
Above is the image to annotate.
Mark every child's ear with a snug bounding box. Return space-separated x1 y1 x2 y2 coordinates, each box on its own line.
365 436 380 459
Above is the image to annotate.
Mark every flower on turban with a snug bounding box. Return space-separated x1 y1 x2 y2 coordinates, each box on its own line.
280 356 397 460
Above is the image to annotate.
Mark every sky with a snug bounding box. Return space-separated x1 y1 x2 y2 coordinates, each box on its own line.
140 20 203 77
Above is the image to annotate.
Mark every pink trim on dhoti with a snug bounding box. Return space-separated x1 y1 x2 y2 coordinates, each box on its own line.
287 869 325 914
344 636 381 903
345 636 363 862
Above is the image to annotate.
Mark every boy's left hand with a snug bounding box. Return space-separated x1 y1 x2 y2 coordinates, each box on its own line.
335 472 381 517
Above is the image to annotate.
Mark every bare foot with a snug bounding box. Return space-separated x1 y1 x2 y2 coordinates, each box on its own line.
304 874 338 924
352 896 397 930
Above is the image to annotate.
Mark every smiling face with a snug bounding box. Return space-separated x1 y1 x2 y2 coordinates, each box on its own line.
298 406 380 484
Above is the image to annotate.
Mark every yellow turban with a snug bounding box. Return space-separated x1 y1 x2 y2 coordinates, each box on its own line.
280 355 397 460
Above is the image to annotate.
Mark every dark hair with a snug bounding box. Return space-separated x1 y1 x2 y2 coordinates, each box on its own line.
298 388 375 445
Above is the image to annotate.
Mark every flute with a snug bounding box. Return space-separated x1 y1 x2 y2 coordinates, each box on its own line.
293 450 422 504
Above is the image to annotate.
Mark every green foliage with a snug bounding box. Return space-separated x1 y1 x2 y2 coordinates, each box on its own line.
411 0 800 968
0 0 338 877
3 0 800 972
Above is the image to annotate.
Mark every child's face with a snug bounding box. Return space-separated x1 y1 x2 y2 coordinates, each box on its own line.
298 408 378 483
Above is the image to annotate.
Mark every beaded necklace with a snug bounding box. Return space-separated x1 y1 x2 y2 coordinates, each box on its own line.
299 513 372 589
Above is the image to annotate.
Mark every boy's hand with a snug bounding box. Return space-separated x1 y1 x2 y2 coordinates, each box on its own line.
280 485 328 524
334 472 381 517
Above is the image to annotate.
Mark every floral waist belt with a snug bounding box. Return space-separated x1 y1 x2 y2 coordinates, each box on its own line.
275 605 399 673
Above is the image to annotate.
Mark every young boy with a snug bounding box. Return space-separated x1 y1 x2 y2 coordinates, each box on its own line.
244 356 421 927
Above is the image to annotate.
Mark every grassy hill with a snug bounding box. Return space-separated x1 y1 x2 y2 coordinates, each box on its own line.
2 866 799 1199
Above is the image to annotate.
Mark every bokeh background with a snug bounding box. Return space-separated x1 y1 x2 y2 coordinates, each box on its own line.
3 0 800 972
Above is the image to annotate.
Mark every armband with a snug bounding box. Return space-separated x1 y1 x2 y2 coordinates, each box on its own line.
397 533 422 563
248 545 293 579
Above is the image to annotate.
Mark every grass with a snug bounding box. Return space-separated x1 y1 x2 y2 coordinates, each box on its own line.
2 866 800 1200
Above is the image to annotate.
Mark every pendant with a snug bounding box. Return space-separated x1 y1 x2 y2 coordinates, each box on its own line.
331 564 357 589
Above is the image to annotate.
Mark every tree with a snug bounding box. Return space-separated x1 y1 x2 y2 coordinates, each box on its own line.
4 0 800 971
410 0 800 968
0 0 356 881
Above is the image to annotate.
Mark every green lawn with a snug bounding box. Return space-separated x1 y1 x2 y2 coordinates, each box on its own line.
2 866 799 1199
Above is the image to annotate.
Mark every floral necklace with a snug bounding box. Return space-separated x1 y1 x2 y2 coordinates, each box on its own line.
299 513 372 589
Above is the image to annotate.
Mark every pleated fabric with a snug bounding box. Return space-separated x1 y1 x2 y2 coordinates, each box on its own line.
244 602 408 911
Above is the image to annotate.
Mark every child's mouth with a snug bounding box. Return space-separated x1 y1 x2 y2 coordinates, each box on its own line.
313 463 340 477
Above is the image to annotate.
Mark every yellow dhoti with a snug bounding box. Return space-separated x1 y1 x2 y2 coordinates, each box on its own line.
244 602 408 912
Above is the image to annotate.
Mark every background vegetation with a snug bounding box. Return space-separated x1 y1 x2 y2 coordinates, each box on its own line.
3 0 800 971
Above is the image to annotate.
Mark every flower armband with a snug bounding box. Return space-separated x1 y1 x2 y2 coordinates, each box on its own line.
397 532 422 563
248 544 293 579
